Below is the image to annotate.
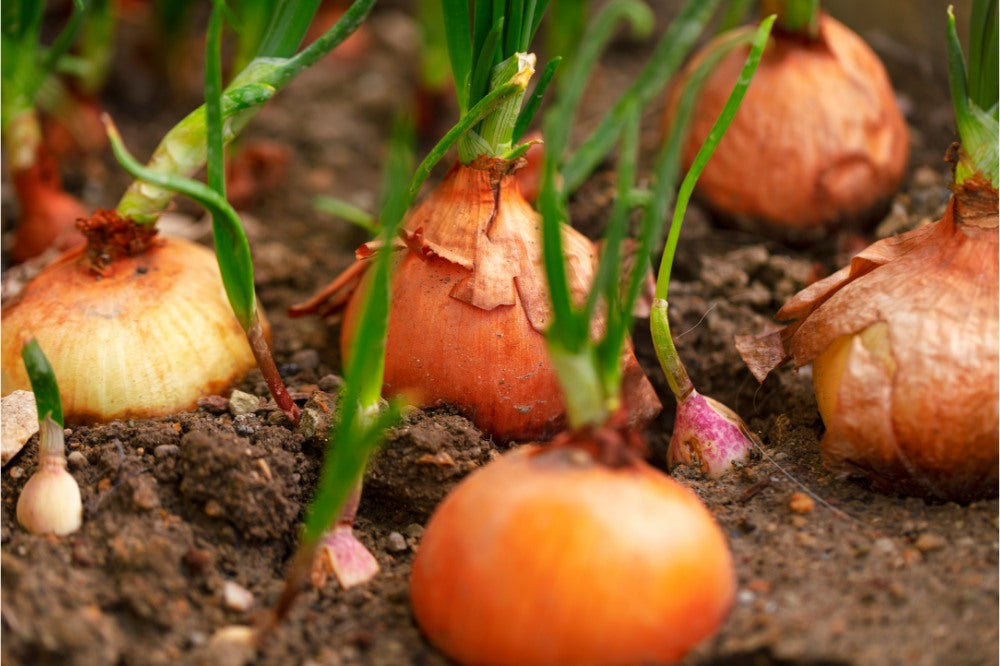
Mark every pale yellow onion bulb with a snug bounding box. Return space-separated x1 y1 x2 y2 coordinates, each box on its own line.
16 417 82 536
1 237 258 424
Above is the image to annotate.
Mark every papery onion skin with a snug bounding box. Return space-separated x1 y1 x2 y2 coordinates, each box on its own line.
410 443 735 665
738 179 998 501
340 162 660 442
1 236 259 424
670 13 909 237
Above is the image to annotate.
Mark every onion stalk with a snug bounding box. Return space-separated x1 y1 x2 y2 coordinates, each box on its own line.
736 1 998 501
15 337 83 537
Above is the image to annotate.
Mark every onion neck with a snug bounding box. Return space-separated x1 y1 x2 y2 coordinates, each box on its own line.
77 209 158 273
952 174 999 231
761 0 820 40
458 53 535 164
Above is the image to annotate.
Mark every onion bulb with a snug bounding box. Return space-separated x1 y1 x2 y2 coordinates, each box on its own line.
737 178 998 501
16 416 82 536
299 159 660 441
668 12 908 237
6 114 87 262
2 212 259 424
410 439 735 665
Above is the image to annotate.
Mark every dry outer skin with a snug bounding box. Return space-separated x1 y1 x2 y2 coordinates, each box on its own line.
738 182 999 501
673 12 909 236
336 162 660 441
1 6 997 666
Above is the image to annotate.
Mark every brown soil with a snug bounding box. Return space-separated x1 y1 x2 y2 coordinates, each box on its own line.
2 4 997 666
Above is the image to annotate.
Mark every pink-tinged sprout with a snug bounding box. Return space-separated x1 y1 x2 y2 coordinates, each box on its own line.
652 299 757 476
668 389 760 476
309 481 379 589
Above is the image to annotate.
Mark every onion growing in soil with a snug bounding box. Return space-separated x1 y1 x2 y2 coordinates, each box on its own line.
293 5 660 442
335 159 659 441
666 5 909 237
410 441 735 666
1 1 377 425
737 3 998 501
14 337 83 537
1 217 257 424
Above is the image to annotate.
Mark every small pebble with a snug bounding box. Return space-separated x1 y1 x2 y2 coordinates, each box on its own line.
1 390 38 465
318 374 343 392
222 581 255 612
8 466 24 479
874 537 896 554
204 500 224 517
404 523 425 539
914 532 948 553
789 492 815 514
386 532 408 553
197 625 255 666
228 390 261 416
154 444 180 460
291 349 320 372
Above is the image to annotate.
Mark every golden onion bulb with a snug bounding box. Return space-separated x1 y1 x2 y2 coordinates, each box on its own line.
410 442 736 665
670 13 909 236
739 179 998 501
2 235 258 424
340 161 660 442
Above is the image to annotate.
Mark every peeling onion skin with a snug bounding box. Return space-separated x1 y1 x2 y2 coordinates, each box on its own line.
1 237 259 424
738 179 998 501
341 162 661 442
670 13 909 237
410 443 735 665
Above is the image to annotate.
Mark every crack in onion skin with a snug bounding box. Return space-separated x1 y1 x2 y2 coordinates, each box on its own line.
410 443 736 666
737 179 999 501
1 237 259 424
668 13 909 238
337 162 661 442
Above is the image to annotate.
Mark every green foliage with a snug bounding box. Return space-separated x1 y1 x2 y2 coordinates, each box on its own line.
560 0 721 193
301 120 414 545
440 0 553 161
947 2 999 187
538 12 774 426
20 337 63 428
1 0 87 129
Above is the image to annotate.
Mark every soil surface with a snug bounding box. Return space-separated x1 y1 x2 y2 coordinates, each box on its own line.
2 3 997 666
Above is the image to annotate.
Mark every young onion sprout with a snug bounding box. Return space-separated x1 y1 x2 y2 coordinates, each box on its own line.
15 337 82 537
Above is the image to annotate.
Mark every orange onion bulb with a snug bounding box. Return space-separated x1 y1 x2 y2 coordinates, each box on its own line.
2 212 258 424
410 440 736 665
336 159 660 442
738 178 998 501
668 13 909 237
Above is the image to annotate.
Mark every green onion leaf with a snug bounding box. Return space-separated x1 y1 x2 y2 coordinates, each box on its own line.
20 337 63 428
562 0 720 193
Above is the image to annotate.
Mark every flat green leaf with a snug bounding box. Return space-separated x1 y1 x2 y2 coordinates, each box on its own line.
20 337 63 427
